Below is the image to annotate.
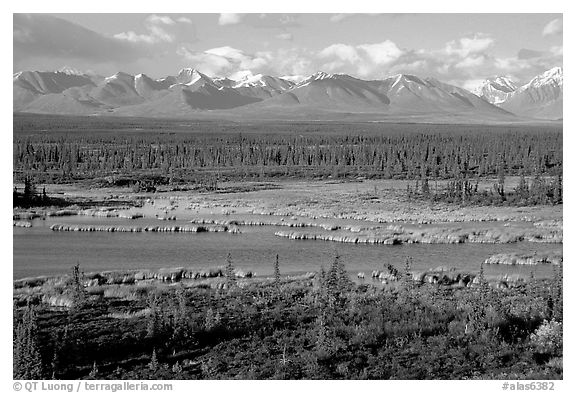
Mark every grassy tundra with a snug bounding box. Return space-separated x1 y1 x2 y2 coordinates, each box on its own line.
13 258 563 380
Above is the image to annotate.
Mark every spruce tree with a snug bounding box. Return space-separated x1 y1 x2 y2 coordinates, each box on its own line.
551 259 563 322
402 257 414 289
69 263 86 309
89 362 98 378
13 305 43 379
146 292 160 338
326 254 352 304
149 349 159 371
225 253 236 286
274 254 281 285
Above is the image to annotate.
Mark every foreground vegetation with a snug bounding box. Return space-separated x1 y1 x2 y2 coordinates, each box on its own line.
13 258 563 380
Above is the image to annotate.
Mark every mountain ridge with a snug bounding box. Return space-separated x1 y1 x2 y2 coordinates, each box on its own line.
473 68 562 120
13 67 562 122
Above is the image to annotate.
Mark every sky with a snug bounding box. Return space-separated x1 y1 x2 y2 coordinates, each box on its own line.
13 13 563 89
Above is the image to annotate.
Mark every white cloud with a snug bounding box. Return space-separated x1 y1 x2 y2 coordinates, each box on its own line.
319 44 360 63
114 14 192 44
177 45 272 77
317 40 404 77
272 48 313 76
551 46 563 56
219 13 244 26
455 55 485 69
275 33 293 41
460 79 486 92
543 18 562 36
392 60 428 73
146 15 175 25
329 14 349 23
114 31 159 44
445 34 494 57
358 41 404 65
329 14 381 23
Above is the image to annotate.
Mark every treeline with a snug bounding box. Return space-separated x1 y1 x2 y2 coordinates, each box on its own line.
13 257 563 380
408 173 563 206
13 131 562 183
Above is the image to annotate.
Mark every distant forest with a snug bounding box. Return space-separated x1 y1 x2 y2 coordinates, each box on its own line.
14 128 562 185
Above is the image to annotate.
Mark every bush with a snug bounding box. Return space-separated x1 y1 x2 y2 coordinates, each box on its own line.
530 320 562 357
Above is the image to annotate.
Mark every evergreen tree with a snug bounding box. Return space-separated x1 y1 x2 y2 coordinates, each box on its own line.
69 263 86 309
274 254 281 285
146 292 161 338
149 349 159 371
23 176 36 199
172 361 183 373
325 254 352 307
402 257 414 289
171 285 188 342
550 259 563 322
89 362 98 378
13 305 43 379
225 253 236 286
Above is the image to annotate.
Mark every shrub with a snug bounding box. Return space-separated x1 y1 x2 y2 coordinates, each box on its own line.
530 320 562 356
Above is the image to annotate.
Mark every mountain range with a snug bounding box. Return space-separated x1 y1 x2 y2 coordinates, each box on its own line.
13 67 563 122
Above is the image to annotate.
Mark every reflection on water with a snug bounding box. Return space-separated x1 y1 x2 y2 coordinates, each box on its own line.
13 215 561 280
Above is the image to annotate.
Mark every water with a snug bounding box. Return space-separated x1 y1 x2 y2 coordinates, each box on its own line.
13 215 561 280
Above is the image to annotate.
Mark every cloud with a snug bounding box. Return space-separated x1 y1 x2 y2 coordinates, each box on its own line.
454 55 486 69
319 44 360 63
146 15 175 25
444 34 494 57
219 13 244 26
114 14 192 44
461 79 488 92
177 45 272 76
177 45 313 78
317 40 404 77
13 14 149 65
358 41 404 65
551 46 563 56
218 14 301 29
275 33 293 41
329 14 382 23
517 48 546 60
543 18 562 36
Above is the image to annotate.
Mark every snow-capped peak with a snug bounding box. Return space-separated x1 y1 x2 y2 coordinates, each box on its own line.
177 68 207 80
281 75 306 84
472 75 518 105
175 68 213 86
58 66 84 76
178 67 199 75
310 71 333 81
491 76 517 92
105 72 133 82
526 67 563 89
234 73 267 87
228 71 294 91
295 71 336 88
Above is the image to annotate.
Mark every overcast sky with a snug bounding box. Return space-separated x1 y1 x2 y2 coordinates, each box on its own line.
13 13 562 89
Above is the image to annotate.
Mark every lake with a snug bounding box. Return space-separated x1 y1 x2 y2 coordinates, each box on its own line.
13 215 561 280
